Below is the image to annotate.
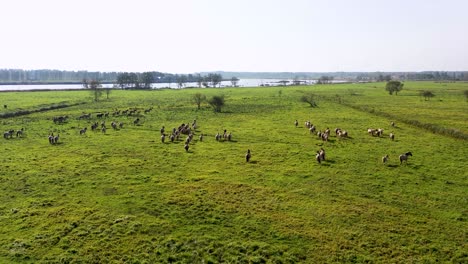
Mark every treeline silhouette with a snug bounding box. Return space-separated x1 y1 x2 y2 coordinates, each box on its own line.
0 69 202 84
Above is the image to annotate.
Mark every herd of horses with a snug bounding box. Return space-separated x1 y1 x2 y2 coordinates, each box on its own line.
3 106 413 165
295 119 413 165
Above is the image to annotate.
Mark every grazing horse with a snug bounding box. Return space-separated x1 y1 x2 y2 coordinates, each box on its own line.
377 128 384 137
245 149 251 162
321 133 329 142
309 125 316 134
382 154 389 164
399 152 413 164
184 143 189 152
335 128 341 136
53 116 68 124
16 128 24 137
48 134 55 144
338 130 348 138
80 127 87 135
91 122 98 131
316 151 322 164
79 113 91 119
4 130 14 139
319 148 326 161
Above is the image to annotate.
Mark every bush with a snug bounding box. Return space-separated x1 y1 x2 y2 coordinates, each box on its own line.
208 95 225 112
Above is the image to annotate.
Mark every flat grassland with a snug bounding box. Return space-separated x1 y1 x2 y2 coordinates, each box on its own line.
1 82 467 263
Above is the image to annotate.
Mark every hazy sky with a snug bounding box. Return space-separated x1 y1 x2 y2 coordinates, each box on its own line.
1 0 467 73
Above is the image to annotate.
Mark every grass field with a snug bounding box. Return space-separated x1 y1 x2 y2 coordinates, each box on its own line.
1 82 467 263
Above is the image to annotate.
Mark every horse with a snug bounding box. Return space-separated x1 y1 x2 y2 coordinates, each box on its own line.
399 152 413 164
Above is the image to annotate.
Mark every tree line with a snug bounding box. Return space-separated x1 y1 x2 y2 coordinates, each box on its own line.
3 69 468 84
0 69 225 86
115 72 224 89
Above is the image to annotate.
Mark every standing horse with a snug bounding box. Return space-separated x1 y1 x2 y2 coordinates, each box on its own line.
245 149 251 162
399 152 413 164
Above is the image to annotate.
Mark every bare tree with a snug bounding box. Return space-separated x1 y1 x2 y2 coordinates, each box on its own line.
193 92 206 109
300 93 318 107
231 76 239 87
196 74 203 88
88 80 103 102
105 87 111 100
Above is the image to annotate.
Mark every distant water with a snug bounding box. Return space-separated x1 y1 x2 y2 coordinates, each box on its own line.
0 79 318 91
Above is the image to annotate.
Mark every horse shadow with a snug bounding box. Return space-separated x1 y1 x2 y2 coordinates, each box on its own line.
221 140 238 143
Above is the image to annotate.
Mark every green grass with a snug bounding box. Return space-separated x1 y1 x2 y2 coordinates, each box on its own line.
324 81 468 136
1 83 467 263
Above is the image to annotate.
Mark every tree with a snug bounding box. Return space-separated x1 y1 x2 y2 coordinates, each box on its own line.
82 78 89 89
116 72 131 89
300 93 318 107
88 79 102 102
196 74 203 88
166 75 173 88
231 76 239 87
208 95 225 112
317 76 333 84
385 81 404 95
140 72 154 89
176 75 187 89
293 76 301 85
420 90 435 101
193 92 206 109
129 73 140 89
116 72 142 89
202 76 210 88
377 74 392 82
104 88 111 100
208 73 222 87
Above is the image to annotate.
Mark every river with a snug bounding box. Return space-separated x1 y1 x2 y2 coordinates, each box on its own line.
0 79 320 91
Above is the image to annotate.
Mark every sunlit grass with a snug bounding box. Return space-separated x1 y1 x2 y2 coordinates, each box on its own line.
0 83 467 263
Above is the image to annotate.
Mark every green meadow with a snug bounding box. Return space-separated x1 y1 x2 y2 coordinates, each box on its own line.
0 82 467 263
